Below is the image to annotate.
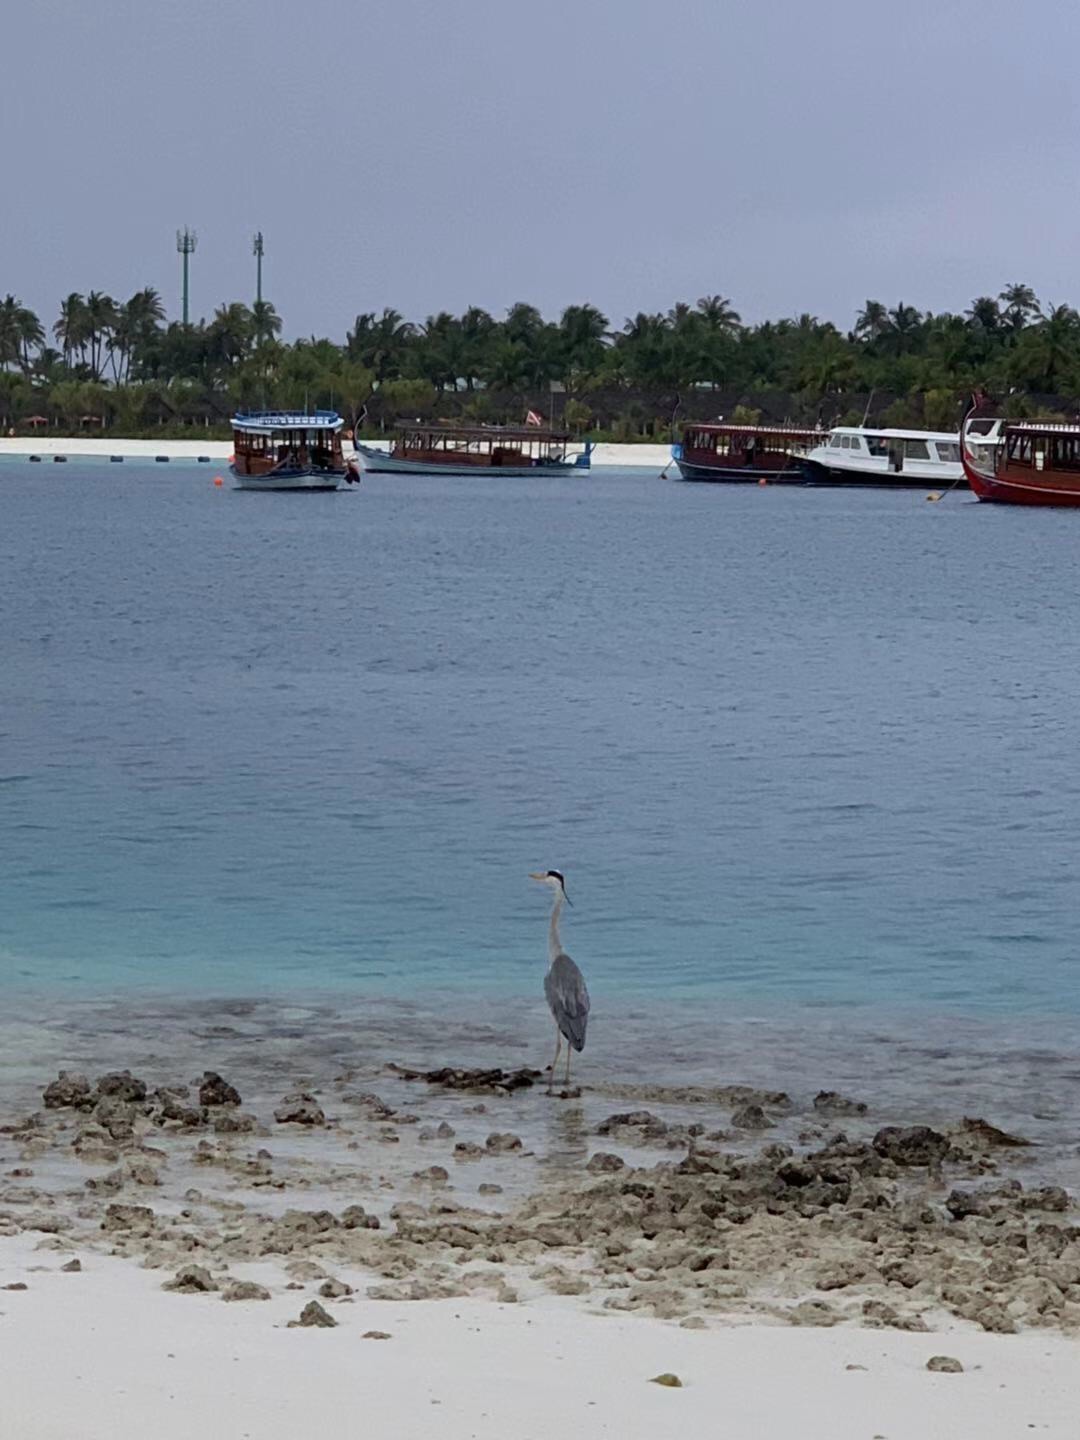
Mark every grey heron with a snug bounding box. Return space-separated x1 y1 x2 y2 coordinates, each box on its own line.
529 869 590 1093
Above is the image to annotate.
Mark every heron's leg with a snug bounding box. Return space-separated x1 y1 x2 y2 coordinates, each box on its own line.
564 1045 572 1087
548 1029 562 1094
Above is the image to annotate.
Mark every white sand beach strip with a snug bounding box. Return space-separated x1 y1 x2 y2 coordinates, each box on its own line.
2 1233 1077 1440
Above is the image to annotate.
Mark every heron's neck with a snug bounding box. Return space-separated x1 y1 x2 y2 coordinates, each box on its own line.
548 891 565 962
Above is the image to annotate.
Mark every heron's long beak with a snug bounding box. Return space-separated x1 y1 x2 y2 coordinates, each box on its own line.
528 872 546 882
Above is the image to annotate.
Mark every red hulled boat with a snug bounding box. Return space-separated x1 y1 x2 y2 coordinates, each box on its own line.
961 412 1080 506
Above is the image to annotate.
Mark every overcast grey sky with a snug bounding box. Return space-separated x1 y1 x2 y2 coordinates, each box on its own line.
4 0 1078 338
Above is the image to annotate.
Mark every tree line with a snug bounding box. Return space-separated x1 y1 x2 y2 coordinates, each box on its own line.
0 283 1075 438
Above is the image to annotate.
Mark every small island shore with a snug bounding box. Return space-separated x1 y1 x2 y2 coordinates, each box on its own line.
3 1226 1076 1440
2 1050 1079 1438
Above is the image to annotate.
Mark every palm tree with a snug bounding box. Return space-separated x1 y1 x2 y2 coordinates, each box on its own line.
853 300 889 343
884 303 924 354
559 304 608 377
0 296 44 372
251 299 282 348
966 296 1001 332
503 302 543 346
1022 303 1080 391
54 293 84 369
208 303 254 367
346 308 414 382
83 291 118 379
15 302 44 372
459 306 495 390
416 311 464 391
696 294 741 333
998 282 1041 331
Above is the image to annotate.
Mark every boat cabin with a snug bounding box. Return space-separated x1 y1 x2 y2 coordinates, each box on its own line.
999 422 1080 479
680 422 824 470
231 411 345 478
821 428 961 465
391 422 573 468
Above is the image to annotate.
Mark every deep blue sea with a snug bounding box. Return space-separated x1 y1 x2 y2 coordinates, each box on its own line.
3 459 1080 1124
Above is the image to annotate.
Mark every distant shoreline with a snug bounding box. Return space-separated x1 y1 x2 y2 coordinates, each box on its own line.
0 437 673 469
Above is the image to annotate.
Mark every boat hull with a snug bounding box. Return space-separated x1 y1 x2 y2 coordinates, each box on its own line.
801 459 967 491
230 465 342 492
355 444 587 477
674 459 805 484
961 454 1080 506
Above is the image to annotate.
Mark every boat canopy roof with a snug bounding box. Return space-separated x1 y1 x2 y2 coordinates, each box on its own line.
395 421 572 442
827 426 958 442
1005 419 1080 437
686 422 824 439
232 410 344 435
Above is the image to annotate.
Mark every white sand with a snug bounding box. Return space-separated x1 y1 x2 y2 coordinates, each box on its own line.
1 1234 1076 1440
0 437 673 469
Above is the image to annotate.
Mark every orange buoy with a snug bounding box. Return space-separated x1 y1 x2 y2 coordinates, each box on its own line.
213 475 224 487
758 476 767 486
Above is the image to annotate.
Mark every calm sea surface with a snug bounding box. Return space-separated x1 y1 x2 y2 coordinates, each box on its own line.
3 459 1080 1122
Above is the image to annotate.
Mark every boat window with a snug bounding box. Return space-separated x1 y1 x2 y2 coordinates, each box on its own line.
1051 435 1080 470
935 442 960 462
903 440 930 460
865 435 888 457
847 435 863 450
1008 433 1034 465
829 435 843 449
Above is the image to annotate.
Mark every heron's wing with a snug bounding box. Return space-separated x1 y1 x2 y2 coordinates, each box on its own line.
544 952 591 1052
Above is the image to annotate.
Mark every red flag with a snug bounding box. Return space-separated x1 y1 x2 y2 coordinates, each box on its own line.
525 410 543 426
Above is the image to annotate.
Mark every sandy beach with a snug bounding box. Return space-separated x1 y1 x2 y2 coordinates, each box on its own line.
2 1047 1078 1438
3 1224 1076 1440
0 437 674 469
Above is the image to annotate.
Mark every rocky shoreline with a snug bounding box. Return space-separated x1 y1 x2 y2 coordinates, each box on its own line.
2 1060 1078 1337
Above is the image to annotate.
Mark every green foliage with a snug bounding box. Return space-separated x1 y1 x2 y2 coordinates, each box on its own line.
563 397 593 431
4 281 1080 438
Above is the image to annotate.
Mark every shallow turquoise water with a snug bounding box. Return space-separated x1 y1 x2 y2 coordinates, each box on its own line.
3 461 1080 1030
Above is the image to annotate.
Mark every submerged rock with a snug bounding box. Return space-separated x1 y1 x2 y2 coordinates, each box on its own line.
958 1117 1031 1149
730 1104 774 1131
597 1111 670 1140
813 1091 867 1116
649 1373 682 1388
485 1133 523 1154
926 1355 964 1373
274 1094 326 1127
392 1063 543 1094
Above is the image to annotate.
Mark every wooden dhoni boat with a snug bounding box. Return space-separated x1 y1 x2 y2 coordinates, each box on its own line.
355 423 592 477
672 422 824 482
961 412 1080 506
230 411 358 491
